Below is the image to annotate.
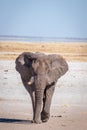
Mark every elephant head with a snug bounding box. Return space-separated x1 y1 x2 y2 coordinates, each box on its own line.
15 52 68 123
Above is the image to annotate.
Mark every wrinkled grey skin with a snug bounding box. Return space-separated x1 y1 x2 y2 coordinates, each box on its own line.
15 52 68 124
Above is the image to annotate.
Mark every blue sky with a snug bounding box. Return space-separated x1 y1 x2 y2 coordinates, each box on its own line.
0 0 87 38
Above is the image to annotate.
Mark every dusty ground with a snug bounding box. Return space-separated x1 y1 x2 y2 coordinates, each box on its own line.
0 41 87 130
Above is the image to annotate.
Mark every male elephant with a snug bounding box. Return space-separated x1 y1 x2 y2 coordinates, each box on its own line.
15 52 68 124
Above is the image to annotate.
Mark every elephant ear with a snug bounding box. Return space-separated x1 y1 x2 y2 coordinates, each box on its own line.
52 60 67 76
24 54 37 67
48 54 68 80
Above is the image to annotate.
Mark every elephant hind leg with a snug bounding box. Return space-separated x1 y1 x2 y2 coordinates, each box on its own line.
41 84 55 122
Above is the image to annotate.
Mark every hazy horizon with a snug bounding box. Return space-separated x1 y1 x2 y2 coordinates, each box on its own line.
0 35 87 42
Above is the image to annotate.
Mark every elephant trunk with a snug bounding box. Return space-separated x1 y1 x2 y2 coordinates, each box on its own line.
34 75 46 123
34 89 44 123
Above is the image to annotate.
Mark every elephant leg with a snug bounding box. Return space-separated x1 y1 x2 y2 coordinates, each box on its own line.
23 83 35 121
41 84 55 122
30 91 35 120
33 89 44 124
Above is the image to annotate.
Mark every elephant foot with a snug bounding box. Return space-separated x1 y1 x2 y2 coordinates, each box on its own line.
42 118 49 123
32 119 42 124
41 111 50 123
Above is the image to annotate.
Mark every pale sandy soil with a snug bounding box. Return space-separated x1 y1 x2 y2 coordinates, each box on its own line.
0 106 87 130
0 42 87 130
0 60 87 130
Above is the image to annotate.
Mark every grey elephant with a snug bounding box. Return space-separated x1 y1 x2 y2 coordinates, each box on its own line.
15 52 68 124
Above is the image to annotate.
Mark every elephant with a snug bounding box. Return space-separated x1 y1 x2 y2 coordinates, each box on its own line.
15 52 68 124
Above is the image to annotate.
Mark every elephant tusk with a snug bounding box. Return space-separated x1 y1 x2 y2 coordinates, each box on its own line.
28 81 32 85
28 77 34 85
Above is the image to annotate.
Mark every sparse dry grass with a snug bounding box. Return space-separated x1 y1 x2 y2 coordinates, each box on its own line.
0 41 87 61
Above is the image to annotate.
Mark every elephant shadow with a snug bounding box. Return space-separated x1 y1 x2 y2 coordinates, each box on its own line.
0 118 32 124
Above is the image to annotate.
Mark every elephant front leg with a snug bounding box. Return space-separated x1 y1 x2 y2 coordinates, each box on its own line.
41 85 55 122
33 89 44 124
